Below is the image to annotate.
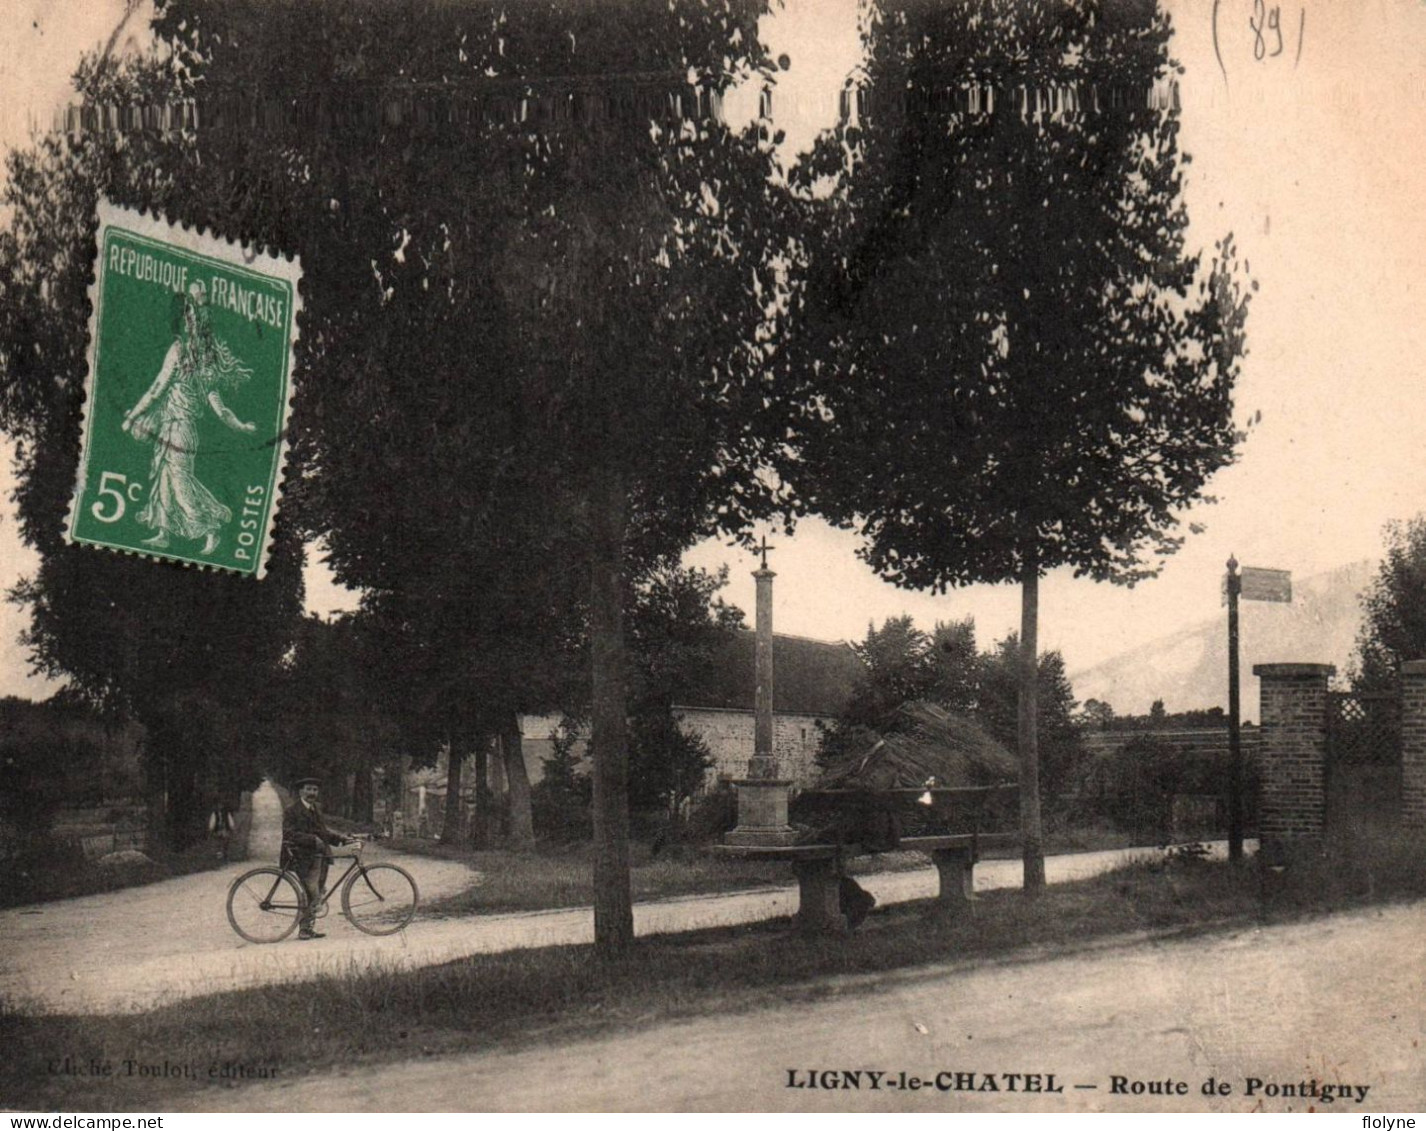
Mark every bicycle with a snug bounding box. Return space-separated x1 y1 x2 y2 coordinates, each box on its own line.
225 837 420 944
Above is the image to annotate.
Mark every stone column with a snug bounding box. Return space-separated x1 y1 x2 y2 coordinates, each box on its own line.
725 561 795 846
791 859 843 933
1402 660 1426 830
1253 663 1334 858
749 564 777 779
929 847 975 913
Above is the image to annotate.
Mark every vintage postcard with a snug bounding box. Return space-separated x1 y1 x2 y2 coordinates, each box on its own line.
1 0 1424 1119
65 200 300 578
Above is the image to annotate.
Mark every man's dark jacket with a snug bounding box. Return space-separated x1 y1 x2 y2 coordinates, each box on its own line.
281 800 344 868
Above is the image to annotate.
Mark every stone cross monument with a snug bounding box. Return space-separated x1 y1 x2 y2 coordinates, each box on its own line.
725 535 796 846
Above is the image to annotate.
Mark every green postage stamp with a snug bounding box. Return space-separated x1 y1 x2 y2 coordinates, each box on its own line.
66 200 302 578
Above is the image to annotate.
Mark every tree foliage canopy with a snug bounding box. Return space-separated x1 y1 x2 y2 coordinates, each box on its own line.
148 0 799 568
783 0 1252 589
0 53 306 844
145 0 803 949
837 615 979 725
976 632 1083 801
820 616 1085 803
1353 515 1426 693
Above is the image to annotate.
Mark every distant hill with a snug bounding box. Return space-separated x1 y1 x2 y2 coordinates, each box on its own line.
1068 560 1375 721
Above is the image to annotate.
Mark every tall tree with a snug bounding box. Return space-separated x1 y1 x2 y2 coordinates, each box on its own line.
263 613 402 821
976 634 1084 808
819 615 979 764
0 55 306 848
784 0 1251 892
156 0 795 952
625 564 744 823
1352 515 1426 693
843 615 979 724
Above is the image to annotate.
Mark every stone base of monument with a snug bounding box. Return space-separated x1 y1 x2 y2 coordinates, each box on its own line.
724 776 797 847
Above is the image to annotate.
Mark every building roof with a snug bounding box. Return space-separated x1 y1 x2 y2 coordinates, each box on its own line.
815 701 1018 790
673 630 862 717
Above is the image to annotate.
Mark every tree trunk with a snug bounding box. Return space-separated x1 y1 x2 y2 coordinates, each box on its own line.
329 766 352 819
442 738 464 844
150 707 202 850
168 760 202 849
589 468 635 955
470 731 490 848
143 738 166 854
1019 552 1047 895
352 746 374 824
487 737 508 840
502 715 536 846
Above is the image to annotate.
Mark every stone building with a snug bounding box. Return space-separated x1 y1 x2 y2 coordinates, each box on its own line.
514 630 860 791
674 630 862 788
392 629 861 833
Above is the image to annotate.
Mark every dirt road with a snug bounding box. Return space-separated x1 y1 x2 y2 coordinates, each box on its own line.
0 784 485 1013
0 786 1236 1014
167 900 1426 1113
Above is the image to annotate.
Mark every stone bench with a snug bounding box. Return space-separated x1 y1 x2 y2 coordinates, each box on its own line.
712 830 1019 934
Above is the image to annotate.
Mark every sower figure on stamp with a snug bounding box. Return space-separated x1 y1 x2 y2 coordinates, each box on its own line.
281 776 354 940
122 280 256 555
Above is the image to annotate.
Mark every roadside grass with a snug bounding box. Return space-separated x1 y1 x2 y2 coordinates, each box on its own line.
4 831 1423 1112
388 838 936 916
389 824 1142 916
0 838 240 911
388 839 787 914
1037 823 1143 855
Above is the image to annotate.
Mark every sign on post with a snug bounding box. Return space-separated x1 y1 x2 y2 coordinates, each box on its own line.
1225 558 1292 863
1240 566 1292 603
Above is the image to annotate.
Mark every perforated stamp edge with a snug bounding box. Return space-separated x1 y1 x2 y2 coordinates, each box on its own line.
64 198 303 580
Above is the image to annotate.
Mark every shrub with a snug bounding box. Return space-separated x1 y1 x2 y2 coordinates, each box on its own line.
0 738 73 854
628 714 714 826
531 724 592 842
682 783 737 844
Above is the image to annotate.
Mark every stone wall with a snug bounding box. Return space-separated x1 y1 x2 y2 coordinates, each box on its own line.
674 705 829 787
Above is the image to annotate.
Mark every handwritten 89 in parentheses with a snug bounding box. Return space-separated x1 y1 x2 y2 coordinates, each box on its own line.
1212 0 1307 82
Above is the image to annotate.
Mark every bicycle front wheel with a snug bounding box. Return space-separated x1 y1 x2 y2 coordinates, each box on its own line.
341 863 419 935
227 867 305 944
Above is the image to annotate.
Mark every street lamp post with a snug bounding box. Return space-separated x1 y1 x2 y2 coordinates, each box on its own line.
1226 555 1243 862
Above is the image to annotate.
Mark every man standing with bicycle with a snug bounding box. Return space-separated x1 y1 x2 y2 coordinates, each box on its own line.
282 776 355 940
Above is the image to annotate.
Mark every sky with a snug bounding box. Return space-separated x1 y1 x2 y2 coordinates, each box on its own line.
697 0 1426 698
0 0 1423 710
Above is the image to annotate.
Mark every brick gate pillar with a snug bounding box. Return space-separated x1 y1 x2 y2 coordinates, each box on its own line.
1253 663 1334 858
1402 660 1426 830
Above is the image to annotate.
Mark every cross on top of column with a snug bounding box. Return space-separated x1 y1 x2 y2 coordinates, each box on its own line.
757 533 775 571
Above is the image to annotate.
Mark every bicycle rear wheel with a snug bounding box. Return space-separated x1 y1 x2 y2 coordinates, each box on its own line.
227 867 305 944
341 863 419 935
